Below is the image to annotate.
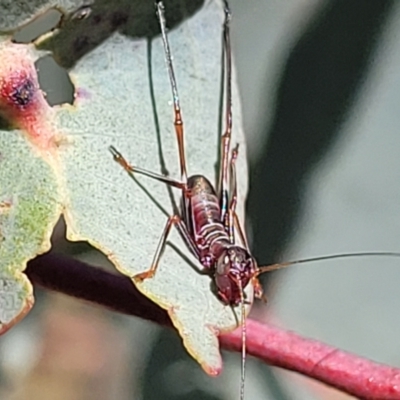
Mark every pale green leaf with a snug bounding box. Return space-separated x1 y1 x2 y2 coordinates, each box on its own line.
0 34 62 335
0 0 85 33
0 0 252 375
0 132 61 333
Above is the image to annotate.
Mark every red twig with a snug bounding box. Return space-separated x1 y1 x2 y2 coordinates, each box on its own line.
221 320 400 400
26 253 400 399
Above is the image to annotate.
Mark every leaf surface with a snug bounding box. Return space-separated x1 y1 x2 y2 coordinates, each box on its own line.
0 38 62 333
0 0 251 374
0 0 85 32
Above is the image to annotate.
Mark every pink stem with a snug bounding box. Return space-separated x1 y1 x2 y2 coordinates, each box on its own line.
220 319 400 400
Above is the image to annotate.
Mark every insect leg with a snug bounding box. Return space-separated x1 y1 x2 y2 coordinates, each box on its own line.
218 1 233 223
134 214 197 281
110 146 185 190
156 2 188 183
227 144 239 242
227 143 251 250
251 277 267 302
228 145 267 301
232 212 268 302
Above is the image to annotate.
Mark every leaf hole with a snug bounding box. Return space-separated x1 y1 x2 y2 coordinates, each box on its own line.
12 9 63 44
35 55 74 106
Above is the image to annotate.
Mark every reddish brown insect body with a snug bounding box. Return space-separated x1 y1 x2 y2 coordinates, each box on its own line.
185 175 257 305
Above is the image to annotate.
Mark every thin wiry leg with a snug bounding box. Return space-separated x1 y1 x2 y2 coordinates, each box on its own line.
156 2 188 183
233 213 249 250
134 214 196 281
227 144 251 252
110 146 185 189
218 1 233 224
252 276 267 303
227 144 239 242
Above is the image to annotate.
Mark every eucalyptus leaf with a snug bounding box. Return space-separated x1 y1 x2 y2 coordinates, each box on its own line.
0 0 86 33
0 133 61 333
0 0 251 375
0 37 63 334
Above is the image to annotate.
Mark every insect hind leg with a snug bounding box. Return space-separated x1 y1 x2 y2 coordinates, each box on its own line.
218 1 233 222
156 2 188 183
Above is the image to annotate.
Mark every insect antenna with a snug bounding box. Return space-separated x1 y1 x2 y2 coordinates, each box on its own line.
238 280 246 400
256 251 400 275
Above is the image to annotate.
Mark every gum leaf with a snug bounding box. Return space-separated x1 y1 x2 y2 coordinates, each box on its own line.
0 38 62 334
0 0 86 33
0 0 251 375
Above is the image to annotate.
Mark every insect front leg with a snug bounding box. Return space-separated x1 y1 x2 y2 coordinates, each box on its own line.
227 144 239 242
228 144 267 303
134 214 197 282
226 143 250 251
251 277 267 303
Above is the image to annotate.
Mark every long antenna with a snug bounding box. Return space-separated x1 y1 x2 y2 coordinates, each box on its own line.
257 251 400 274
156 1 188 182
239 281 246 400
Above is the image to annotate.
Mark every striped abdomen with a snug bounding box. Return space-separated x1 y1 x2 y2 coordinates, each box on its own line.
187 175 230 268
